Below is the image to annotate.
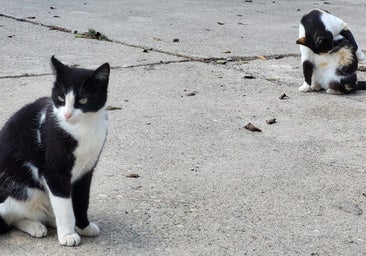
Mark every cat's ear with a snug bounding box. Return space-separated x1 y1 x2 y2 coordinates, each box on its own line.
93 63 110 81
51 55 68 74
296 37 306 46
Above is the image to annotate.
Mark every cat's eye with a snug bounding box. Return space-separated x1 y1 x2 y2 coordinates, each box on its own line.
57 96 65 103
79 98 88 104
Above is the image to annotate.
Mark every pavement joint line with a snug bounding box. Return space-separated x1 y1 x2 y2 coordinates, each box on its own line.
0 53 303 80
1 13 300 66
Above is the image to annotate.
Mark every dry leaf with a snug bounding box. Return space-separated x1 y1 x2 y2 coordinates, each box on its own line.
244 123 262 132
279 93 288 100
216 60 227 65
49 26 71 33
257 55 267 60
223 50 231 54
266 118 277 124
125 173 140 178
186 91 197 96
153 37 162 41
107 106 122 111
243 75 255 79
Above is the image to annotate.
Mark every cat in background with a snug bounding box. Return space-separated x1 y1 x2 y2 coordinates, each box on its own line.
0 56 110 246
296 9 366 94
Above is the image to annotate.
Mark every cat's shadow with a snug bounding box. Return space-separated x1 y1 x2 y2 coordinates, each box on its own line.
0 214 159 251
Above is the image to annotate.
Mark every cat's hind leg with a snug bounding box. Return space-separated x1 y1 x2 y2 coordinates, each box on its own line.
13 219 47 238
327 74 357 94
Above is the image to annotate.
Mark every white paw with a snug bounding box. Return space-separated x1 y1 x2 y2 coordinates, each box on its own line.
14 219 48 238
76 223 100 237
326 88 343 95
29 222 48 238
59 233 81 246
299 82 312 92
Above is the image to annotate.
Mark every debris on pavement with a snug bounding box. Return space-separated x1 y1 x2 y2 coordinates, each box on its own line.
266 118 277 124
279 93 289 100
244 122 262 132
125 173 140 178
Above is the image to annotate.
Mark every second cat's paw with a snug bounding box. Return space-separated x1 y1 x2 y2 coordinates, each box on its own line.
299 82 312 92
59 233 81 246
76 222 100 237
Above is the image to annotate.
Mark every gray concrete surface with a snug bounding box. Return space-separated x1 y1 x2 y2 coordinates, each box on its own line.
1 1 366 255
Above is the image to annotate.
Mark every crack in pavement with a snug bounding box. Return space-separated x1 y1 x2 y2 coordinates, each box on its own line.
0 13 305 80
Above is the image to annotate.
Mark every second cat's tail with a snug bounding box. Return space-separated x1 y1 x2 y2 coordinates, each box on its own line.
0 188 11 234
357 81 366 90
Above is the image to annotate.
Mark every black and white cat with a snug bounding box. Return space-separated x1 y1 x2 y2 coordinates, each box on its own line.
0 56 110 246
296 9 365 94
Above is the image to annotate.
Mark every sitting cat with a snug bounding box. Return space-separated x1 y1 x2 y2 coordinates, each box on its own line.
0 56 110 246
296 9 366 94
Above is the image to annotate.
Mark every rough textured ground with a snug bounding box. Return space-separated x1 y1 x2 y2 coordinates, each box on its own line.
1 1 366 255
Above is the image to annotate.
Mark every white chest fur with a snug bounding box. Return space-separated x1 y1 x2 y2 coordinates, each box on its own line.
55 108 108 183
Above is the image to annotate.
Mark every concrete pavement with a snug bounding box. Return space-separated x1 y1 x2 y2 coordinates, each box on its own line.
1 1 366 255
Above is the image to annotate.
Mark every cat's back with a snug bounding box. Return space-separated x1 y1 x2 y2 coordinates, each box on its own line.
0 97 51 134
0 97 52 156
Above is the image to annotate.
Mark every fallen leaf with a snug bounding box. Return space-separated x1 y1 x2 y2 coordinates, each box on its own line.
244 123 262 132
107 106 122 111
153 37 162 41
49 26 71 33
279 93 288 100
125 173 140 178
216 60 227 65
223 50 231 54
243 75 255 79
266 118 277 124
257 55 267 60
186 91 197 96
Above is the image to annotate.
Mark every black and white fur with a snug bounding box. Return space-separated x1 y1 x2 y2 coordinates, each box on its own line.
297 9 365 94
0 56 110 246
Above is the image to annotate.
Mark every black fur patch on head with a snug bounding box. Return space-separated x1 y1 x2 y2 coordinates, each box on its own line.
300 10 334 54
51 56 110 113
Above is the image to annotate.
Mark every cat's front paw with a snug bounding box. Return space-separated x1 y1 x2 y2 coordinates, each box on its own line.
59 233 81 246
299 82 312 92
76 222 100 237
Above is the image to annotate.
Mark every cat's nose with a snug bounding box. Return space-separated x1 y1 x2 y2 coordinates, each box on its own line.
64 113 72 120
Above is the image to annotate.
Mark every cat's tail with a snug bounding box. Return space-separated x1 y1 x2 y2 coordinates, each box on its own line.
0 188 11 234
357 81 366 90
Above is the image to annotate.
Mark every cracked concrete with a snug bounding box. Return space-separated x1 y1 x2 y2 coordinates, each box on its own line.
1 1 366 256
